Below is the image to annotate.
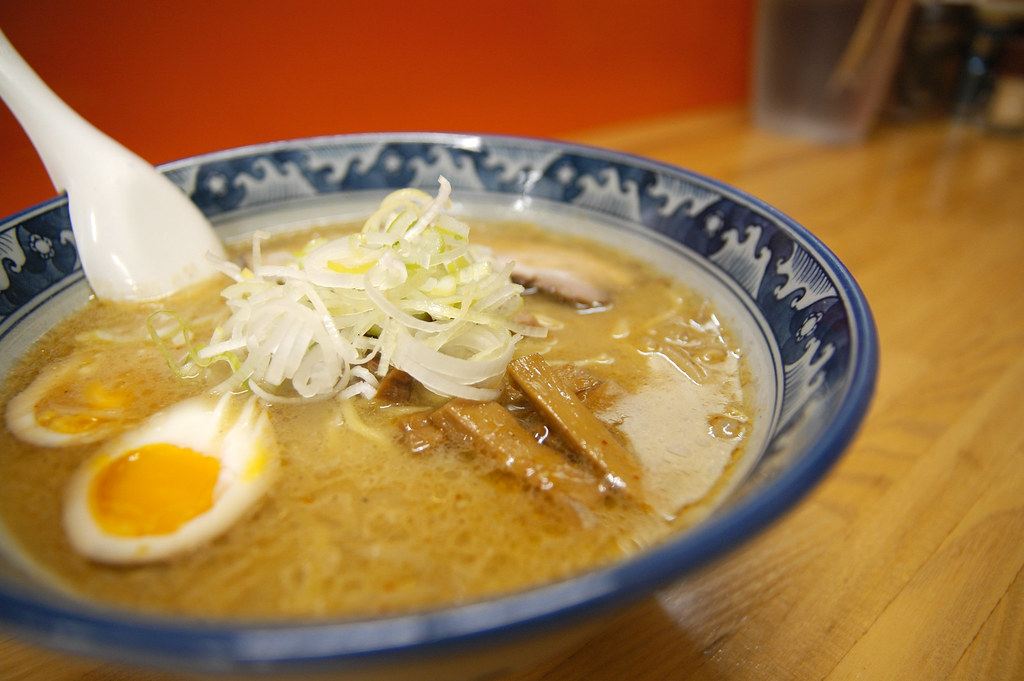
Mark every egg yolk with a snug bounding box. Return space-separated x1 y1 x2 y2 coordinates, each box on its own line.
37 380 133 434
89 444 220 537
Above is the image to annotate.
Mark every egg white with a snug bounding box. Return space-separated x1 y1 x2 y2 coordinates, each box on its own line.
6 351 145 447
63 395 278 565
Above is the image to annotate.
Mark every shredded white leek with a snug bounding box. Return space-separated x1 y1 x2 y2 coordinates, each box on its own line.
198 176 545 403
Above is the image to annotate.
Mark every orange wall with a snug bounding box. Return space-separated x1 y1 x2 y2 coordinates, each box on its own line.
0 1 753 217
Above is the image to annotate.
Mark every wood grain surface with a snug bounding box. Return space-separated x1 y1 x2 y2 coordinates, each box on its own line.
2 107 1022 680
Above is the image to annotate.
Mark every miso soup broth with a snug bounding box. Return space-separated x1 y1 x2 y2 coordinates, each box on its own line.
0 211 757 619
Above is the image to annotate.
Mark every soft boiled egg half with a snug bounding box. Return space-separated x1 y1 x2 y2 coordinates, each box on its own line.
5 348 168 447
63 395 279 565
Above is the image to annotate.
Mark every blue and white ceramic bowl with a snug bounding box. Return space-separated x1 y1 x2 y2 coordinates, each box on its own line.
0 133 877 680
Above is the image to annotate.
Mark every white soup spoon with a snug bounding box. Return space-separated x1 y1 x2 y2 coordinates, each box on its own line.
0 28 226 302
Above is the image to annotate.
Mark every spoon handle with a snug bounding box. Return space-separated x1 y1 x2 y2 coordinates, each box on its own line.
0 28 113 194
0 28 226 302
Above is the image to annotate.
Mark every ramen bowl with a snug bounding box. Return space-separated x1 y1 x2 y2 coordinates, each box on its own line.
0 133 877 680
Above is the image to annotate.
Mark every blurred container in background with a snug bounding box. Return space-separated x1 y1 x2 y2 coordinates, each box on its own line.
984 33 1024 131
885 0 1024 133
886 2 975 121
752 0 914 143
952 1 1024 132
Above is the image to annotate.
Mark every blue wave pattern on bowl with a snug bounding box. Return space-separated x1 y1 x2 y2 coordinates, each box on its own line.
0 204 78 319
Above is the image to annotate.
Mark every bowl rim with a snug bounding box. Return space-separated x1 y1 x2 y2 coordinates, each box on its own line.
0 131 879 673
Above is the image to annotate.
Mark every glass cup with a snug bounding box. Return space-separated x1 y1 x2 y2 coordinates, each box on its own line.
752 0 915 144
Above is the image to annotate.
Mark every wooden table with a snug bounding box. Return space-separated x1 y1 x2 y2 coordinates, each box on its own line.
2 107 1022 680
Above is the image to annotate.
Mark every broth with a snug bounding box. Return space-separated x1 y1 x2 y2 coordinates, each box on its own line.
0 219 753 618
